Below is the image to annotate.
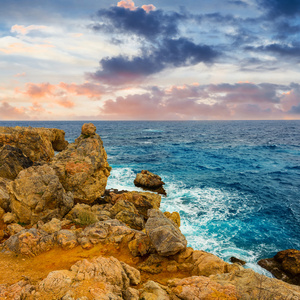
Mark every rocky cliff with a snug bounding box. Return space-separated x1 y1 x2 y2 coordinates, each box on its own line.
0 123 299 300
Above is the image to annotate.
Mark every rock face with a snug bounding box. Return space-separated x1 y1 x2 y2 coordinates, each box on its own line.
0 145 33 180
258 249 300 285
0 126 68 162
134 170 166 194
145 209 187 256
51 124 110 204
8 164 74 224
0 178 11 211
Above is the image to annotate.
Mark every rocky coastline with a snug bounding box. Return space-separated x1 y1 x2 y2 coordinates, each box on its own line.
0 123 299 299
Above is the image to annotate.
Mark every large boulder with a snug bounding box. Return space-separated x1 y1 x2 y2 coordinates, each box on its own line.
0 126 68 162
145 209 187 256
8 164 74 224
258 249 300 285
134 170 166 194
0 145 33 180
51 123 110 204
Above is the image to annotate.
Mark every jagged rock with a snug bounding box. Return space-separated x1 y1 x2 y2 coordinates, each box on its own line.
66 203 99 225
8 164 74 224
40 218 62 234
128 234 154 257
138 254 168 274
258 249 300 285
170 276 238 300
81 123 96 136
0 280 32 300
123 287 139 300
0 145 33 180
191 250 239 276
0 177 11 211
7 223 24 236
108 191 161 219
57 229 78 250
163 211 180 227
139 281 170 300
3 212 16 224
110 199 145 230
210 268 300 300
0 126 68 162
145 209 187 256
51 123 111 204
134 170 166 195
230 256 246 266
2 228 56 256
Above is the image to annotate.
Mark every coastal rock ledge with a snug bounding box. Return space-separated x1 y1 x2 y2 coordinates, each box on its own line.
0 123 300 300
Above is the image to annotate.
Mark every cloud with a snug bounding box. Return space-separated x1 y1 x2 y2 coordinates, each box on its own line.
88 38 219 85
55 99 75 108
58 82 105 99
14 72 26 78
92 6 182 39
246 43 300 59
117 0 156 13
0 101 30 120
256 0 300 18
141 4 156 13
11 24 47 35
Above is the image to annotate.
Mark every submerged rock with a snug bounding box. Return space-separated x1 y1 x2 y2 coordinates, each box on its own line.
145 209 187 256
0 126 68 162
0 145 33 180
8 164 74 224
51 123 111 204
134 170 166 195
258 249 300 285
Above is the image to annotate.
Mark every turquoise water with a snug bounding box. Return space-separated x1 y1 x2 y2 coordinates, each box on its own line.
1 120 300 275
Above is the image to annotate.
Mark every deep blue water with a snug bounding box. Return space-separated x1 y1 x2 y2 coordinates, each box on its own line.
1 120 300 275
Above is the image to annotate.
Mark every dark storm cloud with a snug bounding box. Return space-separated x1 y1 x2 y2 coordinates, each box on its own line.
88 38 219 84
246 43 300 59
92 6 185 39
257 0 300 18
227 0 248 6
274 21 300 40
289 105 300 114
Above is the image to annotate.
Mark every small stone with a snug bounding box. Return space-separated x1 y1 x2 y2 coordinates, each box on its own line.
3 212 17 224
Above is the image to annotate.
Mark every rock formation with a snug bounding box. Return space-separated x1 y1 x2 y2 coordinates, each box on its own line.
0 145 33 180
8 164 74 224
0 126 68 162
258 249 300 285
134 170 166 195
0 178 11 211
51 123 111 204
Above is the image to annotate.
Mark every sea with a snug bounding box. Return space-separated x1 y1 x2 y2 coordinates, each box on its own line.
1 120 300 276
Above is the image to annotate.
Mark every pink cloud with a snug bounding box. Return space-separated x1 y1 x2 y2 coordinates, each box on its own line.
19 82 55 98
58 82 104 99
0 101 30 120
55 99 75 108
29 101 45 113
11 24 47 35
14 72 26 78
117 0 156 12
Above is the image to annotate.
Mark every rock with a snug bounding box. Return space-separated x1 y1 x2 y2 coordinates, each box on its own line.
66 203 99 225
128 234 154 257
110 199 145 230
210 268 300 300
0 280 32 300
51 123 111 204
40 218 62 234
170 276 238 300
120 261 141 285
139 281 170 300
7 223 24 236
230 256 246 266
108 191 161 219
81 123 96 136
123 287 139 300
3 228 56 256
191 250 239 276
8 164 74 224
3 212 16 224
134 170 166 195
57 229 78 250
0 177 11 211
0 145 33 180
145 209 187 256
138 254 168 274
0 126 68 162
163 211 180 227
258 249 300 285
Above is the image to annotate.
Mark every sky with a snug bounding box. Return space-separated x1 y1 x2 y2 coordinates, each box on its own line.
0 0 300 120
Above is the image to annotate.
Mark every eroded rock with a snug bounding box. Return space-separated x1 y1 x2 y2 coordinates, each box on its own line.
8 164 74 224
0 178 11 211
0 126 68 162
51 123 110 204
145 209 187 256
134 170 166 195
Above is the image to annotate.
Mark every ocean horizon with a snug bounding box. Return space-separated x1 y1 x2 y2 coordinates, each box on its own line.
1 120 300 276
